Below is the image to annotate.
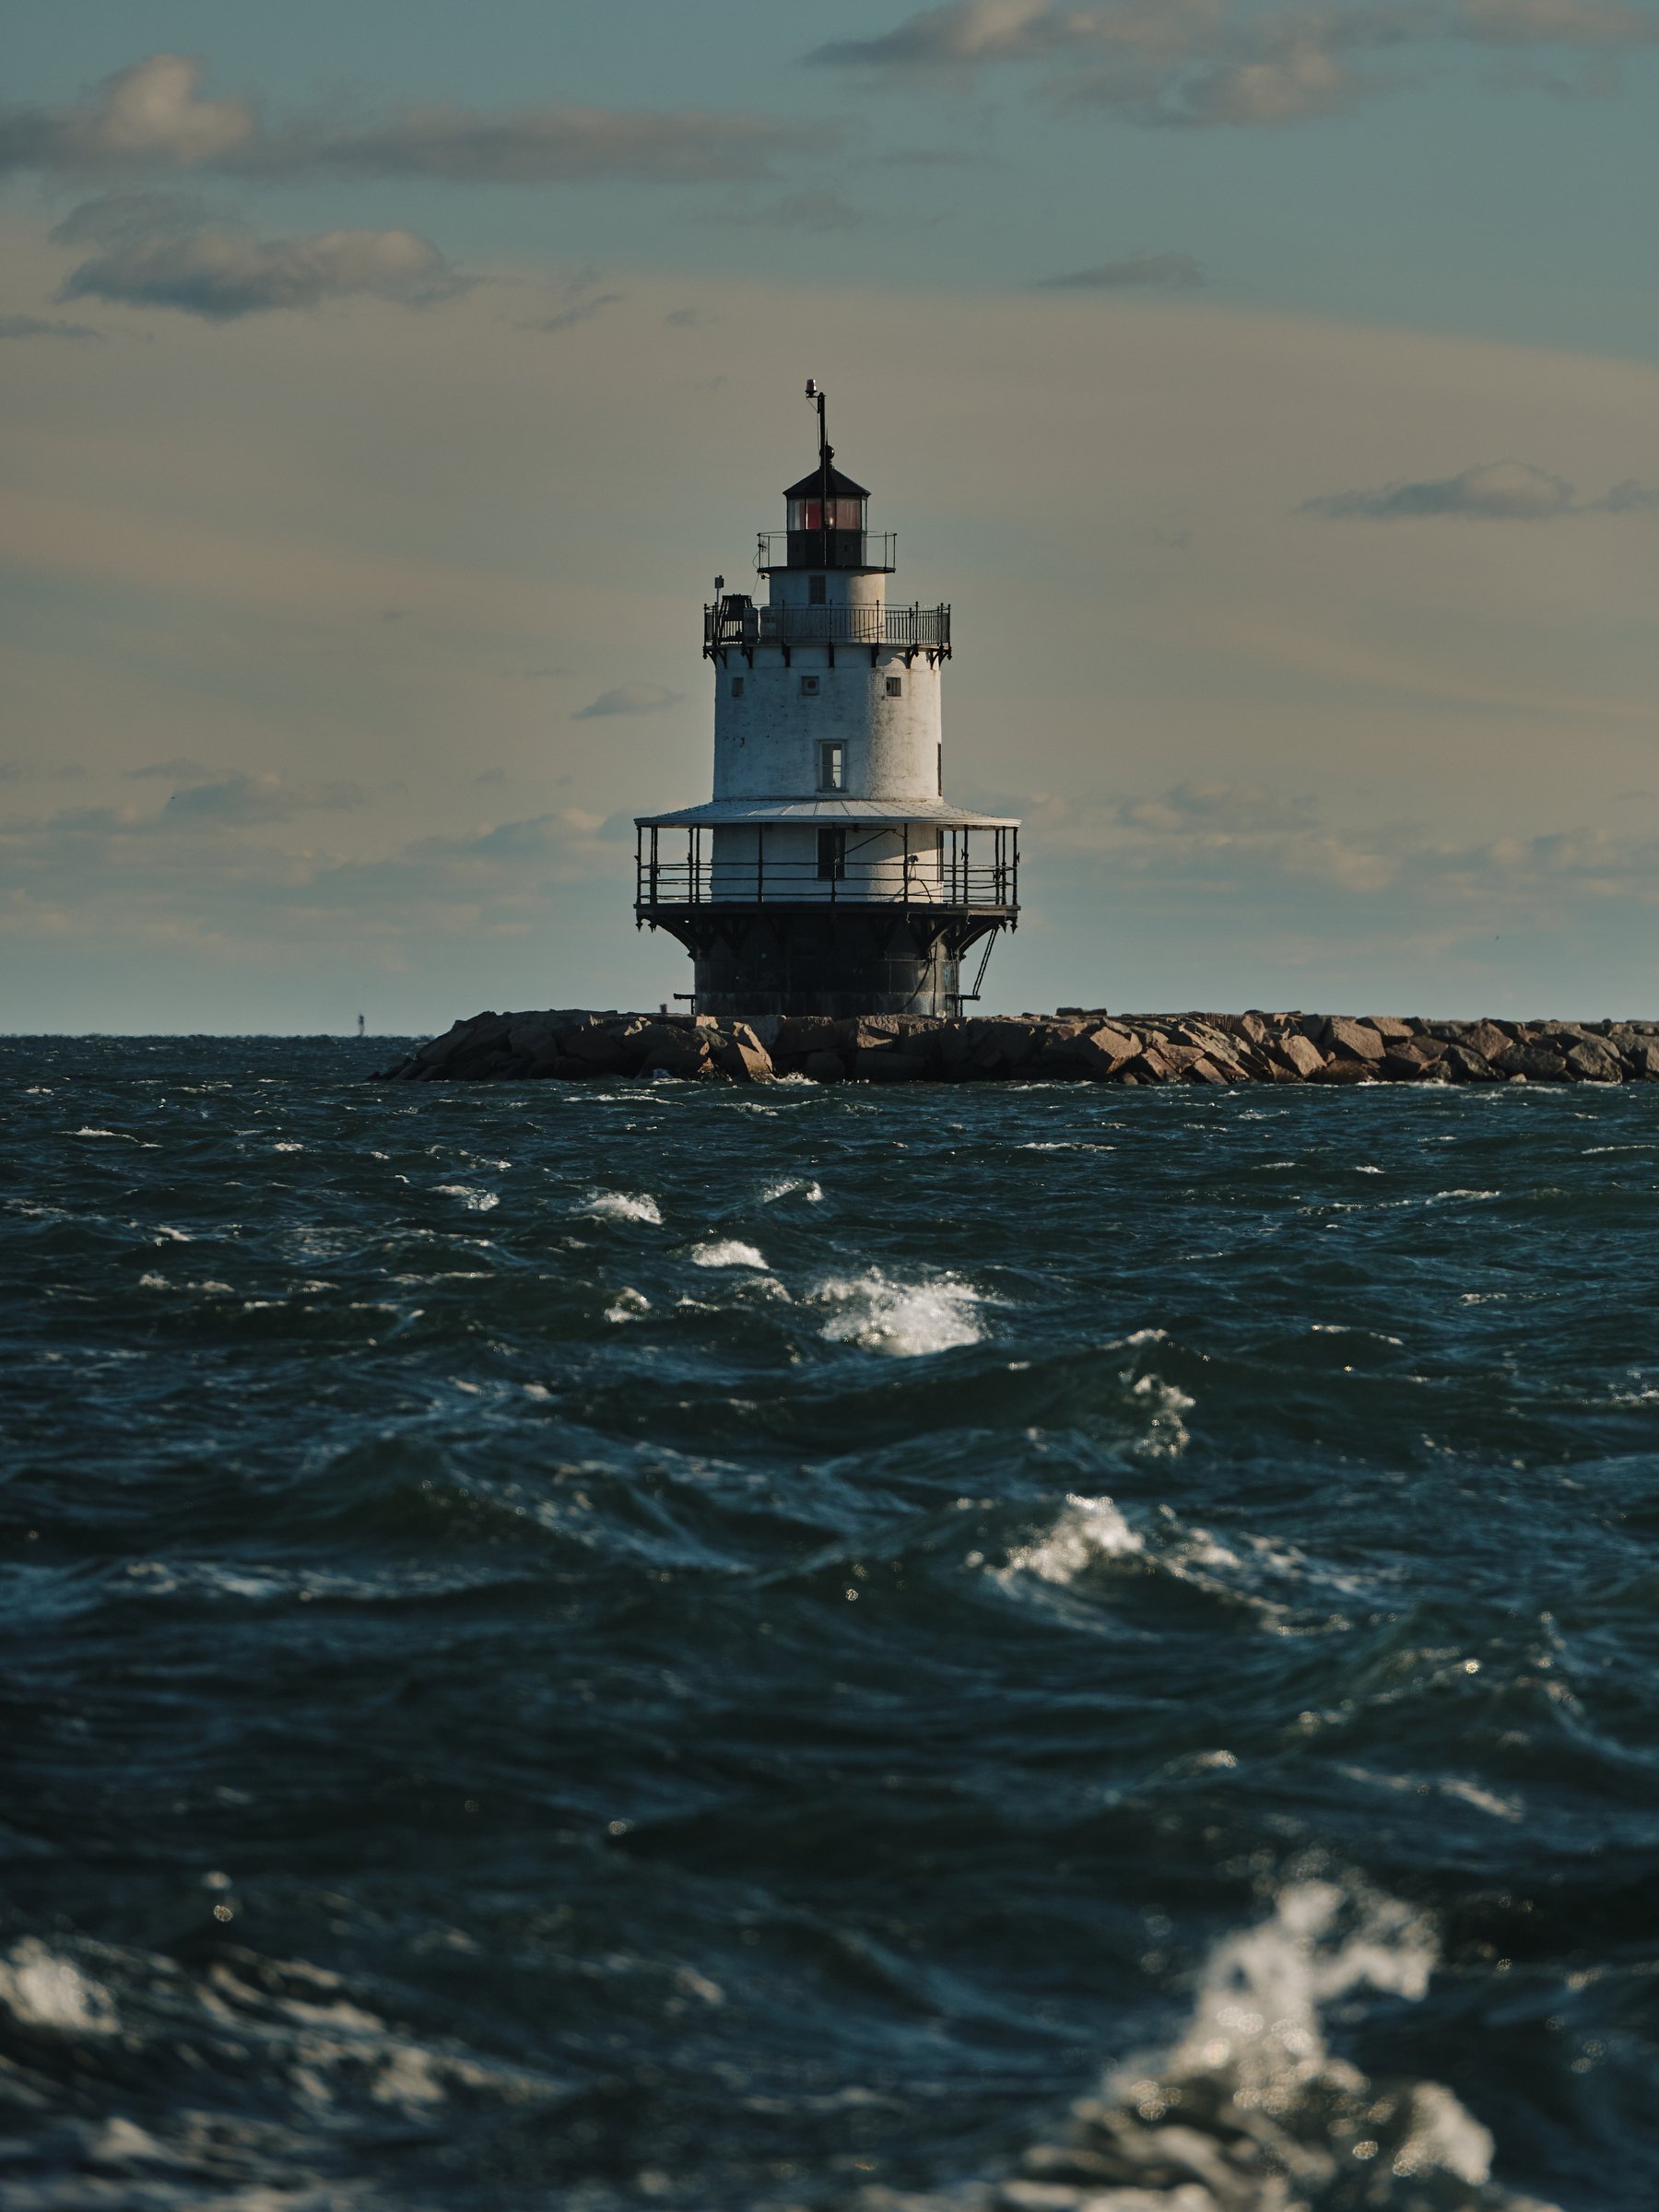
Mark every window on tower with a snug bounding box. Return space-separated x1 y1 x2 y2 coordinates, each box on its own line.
885 675 903 697
731 677 745 698
817 828 847 880
799 674 820 697
809 575 827 605
817 740 844 793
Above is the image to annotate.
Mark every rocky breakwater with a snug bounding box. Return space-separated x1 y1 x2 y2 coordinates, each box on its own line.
372 1008 1659 1087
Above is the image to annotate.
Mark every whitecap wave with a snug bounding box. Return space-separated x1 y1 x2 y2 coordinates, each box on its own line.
433 1184 499 1213
884 1881 1559 2210
690 1240 768 1268
0 1939 119 2036
760 1176 824 1204
1002 1493 1143 1584
812 1269 985 1356
579 1190 663 1225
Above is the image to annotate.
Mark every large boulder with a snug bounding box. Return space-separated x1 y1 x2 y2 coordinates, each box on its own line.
774 1015 844 1058
635 1025 712 1079
1442 1042 1503 1082
1266 1033 1325 1080
1311 1056 1376 1083
1323 1017 1385 1064
1072 1024 1142 1081
803 1050 845 1084
706 1023 774 1082
853 1045 929 1082
1566 1037 1624 1083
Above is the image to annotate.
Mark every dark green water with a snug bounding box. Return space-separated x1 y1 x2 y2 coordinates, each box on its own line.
4 1037 1658 2210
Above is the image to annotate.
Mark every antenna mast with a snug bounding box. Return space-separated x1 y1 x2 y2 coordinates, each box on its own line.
806 376 831 564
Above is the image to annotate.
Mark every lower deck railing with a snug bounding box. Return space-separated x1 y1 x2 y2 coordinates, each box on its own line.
635 830 1018 912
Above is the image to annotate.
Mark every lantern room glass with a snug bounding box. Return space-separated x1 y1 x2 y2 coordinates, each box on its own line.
787 497 865 532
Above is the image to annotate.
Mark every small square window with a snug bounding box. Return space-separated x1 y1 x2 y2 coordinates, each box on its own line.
731 677 745 699
799 674 820 697
808 575 828 606
817 740 844 793
885 676 903 698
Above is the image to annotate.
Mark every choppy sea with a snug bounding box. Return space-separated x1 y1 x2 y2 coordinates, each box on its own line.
5 1035 1659 2211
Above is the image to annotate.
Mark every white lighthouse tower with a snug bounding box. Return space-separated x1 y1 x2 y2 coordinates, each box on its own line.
634 385 1018 1017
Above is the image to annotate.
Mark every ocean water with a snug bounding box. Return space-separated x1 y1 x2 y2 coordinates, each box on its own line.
5 1036 1659 2212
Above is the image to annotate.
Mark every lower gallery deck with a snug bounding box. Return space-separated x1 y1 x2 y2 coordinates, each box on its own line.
634 815 1018 1017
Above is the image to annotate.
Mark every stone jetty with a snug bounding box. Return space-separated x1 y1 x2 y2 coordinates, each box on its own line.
373 1008 1659 1087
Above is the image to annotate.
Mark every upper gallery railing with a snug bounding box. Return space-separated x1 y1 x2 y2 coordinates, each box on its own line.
704 598 951 657
755 530 898 573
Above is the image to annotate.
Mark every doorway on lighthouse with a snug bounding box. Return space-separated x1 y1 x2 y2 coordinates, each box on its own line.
817 829 847 882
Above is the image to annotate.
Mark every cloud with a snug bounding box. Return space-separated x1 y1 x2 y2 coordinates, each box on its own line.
160 771 367 825
524 268 623 334
532 291 621 334
0 53 255 174
0 53 806 185
52 193 465 320
572 682 683 720
0 312 101 341
128 756 215 780
1033 252 1202 288
1457 0 1659 42
713 188 864 231
1300 459 1659 519
808 0 1659 124
806 0 1205 71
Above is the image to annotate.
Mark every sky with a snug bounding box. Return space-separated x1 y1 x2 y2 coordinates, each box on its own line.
2 0 1656 1032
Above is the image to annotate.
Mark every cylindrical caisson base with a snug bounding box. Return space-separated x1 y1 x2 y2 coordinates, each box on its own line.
647 905 1009 1018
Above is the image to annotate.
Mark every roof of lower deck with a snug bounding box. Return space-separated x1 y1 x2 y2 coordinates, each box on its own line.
635 798 1019 830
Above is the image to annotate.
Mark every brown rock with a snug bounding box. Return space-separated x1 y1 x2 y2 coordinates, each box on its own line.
1462 1020 1512 1065
1312 1057 1377 1083
707 1025 774 1082
803 1050 844 1084
1566 1038 1623 1083
637 1027 712 1079
1072 1024 1141 1081
853 1046 929 1081
1323 1017 1385 1063
1364 1016 1415 1040
1379 1051 1429 1080
1266 1033 1326 1080
1624 1041 1659 1080
1442 1043 1502 1082
774 1015 842 1057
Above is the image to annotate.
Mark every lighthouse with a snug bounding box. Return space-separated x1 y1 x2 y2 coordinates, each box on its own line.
633 385 1019 1018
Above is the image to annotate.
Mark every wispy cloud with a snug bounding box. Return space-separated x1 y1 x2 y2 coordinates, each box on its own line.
524 268 622 335
160 771 367 825
0 53 810 185
712 188 864 231
1457 0 1659 44
1300 458 1659 519
0 312 102 341
1033 252 1202 288
52 193 466 320
806 0 1659 124
572 682 683 720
